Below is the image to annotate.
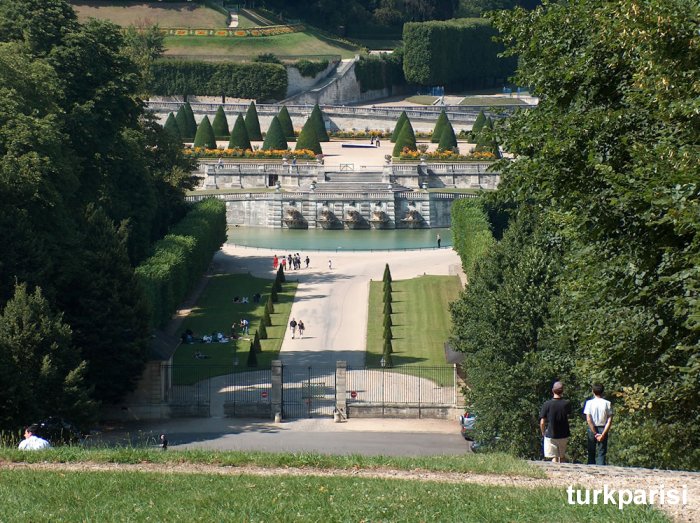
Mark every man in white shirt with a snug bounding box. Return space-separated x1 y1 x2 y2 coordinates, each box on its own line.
583 384 613 465
18 425 51 450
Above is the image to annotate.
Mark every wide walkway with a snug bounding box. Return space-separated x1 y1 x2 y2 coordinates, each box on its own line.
213 244 463 368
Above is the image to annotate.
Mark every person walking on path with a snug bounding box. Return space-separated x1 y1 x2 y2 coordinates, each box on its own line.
539 381 572 463
305 256 310 268
297 320 305 339
289 318 297 339
18 425 51 450
583 383 613 465
437 234 441 248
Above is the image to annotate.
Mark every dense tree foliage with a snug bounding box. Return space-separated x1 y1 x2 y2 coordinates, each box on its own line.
149 60 288 100
354 51 405 93
0 0 195 424
451 0 700 470
403 18 516 88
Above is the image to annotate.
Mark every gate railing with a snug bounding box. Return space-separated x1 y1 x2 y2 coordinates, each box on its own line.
162 362 461 419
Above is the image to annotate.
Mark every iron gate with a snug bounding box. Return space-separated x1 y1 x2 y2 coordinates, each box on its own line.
282 365 336 418
223 369 272 417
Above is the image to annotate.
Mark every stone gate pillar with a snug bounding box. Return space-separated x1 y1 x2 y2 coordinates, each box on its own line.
336 360 347 419
271 360 283 420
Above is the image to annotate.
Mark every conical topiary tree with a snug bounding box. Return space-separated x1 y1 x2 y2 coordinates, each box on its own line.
265 295 275 314
383 339 393 359
384 285 392 303
271 287 279 303
163 113 181 141
437 120 458 152
262 116 288 150
253 330 262 352
309 104 329 142
258 320 268 340
383 280 392 293
470 110 486 140
383 314 393 328
175 106 190 140
183 102 198 139
383 263 392 283
391 111 408 143
247 341 258 366
228 114 252 150
212 106 230 138
383 301 393 315
263 307 272 327
431 110 449 143
392 118 417 157
277 106 295 141
295 117 323 155
383 325 393 340
277 265 286 283
193 116 217 149
244 101 262 141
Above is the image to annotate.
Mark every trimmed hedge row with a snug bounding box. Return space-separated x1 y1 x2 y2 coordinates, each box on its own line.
450 197 494 280
136 198 227 328
149 61 288 100
292 59 329 78
354 51 405 93
403 18 516 88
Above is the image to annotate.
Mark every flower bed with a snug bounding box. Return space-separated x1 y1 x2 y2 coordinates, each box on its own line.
184 147 317 160
162 24 304 38
397 149 496 162
329 130 390 139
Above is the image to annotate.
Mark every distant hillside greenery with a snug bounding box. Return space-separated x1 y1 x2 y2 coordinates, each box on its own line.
451 0 700 470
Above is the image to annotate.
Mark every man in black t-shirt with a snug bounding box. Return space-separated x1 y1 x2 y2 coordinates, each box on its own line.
539 381 572 463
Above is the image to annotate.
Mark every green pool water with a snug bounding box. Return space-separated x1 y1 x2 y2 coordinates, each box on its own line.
227 227 452 251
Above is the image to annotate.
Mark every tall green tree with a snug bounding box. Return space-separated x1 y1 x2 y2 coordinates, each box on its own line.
211 106 230 138
122 21 164 94
450 0 700 469
244 101 262 141
228 114 252 150
0 283 95 430
262 116 288 150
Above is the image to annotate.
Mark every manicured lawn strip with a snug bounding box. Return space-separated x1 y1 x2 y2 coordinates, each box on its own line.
163 30 360 59
366 275 462 367
172 274 296 384
458 96 529 106
405 95 439 105
0 449 542 478
0 469 667 522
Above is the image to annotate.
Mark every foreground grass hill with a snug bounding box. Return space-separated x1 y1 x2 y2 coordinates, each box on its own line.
0 448 674 521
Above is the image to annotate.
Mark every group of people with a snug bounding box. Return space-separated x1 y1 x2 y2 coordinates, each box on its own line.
539 382 613 465
370 136 381 147
273 253 310 271
288 317 306 339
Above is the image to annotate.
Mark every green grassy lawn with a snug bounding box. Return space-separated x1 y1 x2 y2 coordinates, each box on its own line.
71 1 227 27
0 448 542 477
459 96 530 106
172 274 296 384
352 38 403 49
366 275 461 367
406 95 439 105
163 30 360 59
0 467 666 522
